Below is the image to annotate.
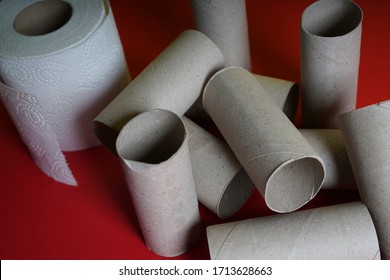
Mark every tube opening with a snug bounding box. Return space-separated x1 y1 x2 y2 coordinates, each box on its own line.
14 1 73 36
116 110 186 164
265 157 325 213
283 83 300 121
302 0 362 37
93 121 120 155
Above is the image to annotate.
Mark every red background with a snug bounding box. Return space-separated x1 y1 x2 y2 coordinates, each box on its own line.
0 0 389 260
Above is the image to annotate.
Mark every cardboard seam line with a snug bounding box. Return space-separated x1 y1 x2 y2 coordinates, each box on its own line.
377 104 390 111
373 249 381 260
214 221 242 260
242 151 309 166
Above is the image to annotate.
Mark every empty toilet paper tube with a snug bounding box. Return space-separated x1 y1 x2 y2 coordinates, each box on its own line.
0 0 130 185
254 74 299 122
203 66 325 213
191 0 251 70
183 116 254 219
94 29 224 154
300 0 363 128
207 202 380 260
186 72 299 122
300 129 356 190
340 100 390 260
116 109 202 257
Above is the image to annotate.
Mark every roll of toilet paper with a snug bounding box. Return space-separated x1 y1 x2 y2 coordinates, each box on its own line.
0 0 130 185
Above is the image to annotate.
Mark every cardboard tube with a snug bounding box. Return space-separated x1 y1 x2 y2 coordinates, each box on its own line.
94 29 224 154
116 109 201 257
182 116 254 219
207 202 380 260
300 129 356 190
190 0 251 70
301 0 363 128
0 0 129 185
254 74 299 122
203 67 325 213
187 73 299 122
339 100 390 260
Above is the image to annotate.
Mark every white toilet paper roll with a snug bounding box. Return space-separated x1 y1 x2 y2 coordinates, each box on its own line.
0 0 130 185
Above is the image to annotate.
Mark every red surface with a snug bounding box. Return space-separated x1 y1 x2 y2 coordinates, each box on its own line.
0 0 389 260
